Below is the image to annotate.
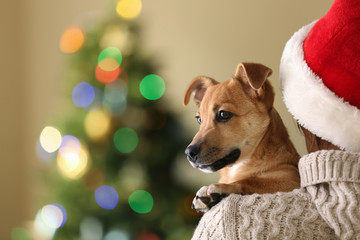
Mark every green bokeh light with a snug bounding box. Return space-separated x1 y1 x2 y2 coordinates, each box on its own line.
113 128 138 153
139 74 165 100
128 190 154 214
98 47 122 65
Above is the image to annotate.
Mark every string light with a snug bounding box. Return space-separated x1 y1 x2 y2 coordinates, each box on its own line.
34 204 67 239
57 136 89 179
116 0 142 20
98 58 119 72
84 109 111 140
136 231 161 240
72 82 95 108
95 65 120 84
104 81 127 114
113 128 138 153
41 203 67 228
80 217 103 240
95 185 119 210
104 229 129 240
57 147 89 179
34 210 56 239
60 26 85 53
139 74 165 100
39 126 62 153
98 47 122 69
128 190 153 214
100 25 132 53
59 135 81 157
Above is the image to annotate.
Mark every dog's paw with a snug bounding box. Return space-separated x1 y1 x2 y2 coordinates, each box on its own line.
192 185 228 213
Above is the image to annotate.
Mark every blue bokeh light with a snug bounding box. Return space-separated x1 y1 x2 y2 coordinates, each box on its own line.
95 185 119 210
85 87 104 111
72 82 95 108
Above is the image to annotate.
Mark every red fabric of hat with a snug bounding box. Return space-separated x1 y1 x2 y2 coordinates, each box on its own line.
303 0 360 109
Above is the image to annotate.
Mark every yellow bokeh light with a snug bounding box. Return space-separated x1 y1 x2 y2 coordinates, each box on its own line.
116 0 142 19
98 58 119 72
84 110 111 140
40 126 62 153
60 26 85 53
57 147 89 179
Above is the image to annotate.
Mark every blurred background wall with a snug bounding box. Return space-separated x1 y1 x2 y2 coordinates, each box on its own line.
0 0 332 238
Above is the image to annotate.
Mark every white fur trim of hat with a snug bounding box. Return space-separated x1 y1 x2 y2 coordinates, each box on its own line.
280 21 360 153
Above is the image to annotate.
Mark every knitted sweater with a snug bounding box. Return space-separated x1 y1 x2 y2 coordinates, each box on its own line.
192 150 360 240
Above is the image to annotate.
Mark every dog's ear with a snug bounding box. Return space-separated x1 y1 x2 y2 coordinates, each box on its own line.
235 63 272 91
183 76 217 107
235 63 274 109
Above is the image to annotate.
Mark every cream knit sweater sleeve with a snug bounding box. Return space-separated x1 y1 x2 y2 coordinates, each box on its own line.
191 150 360 240
300 151 360 239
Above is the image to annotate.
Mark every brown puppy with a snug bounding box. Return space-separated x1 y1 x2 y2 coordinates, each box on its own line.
183 63 300 212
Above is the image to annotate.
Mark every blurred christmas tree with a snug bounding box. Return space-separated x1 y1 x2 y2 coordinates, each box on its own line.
29 1 200 239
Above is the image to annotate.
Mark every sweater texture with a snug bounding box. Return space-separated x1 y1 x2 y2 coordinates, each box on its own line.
191 150 360 240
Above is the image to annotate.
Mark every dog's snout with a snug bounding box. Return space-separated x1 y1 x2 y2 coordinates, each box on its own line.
185 144 201 162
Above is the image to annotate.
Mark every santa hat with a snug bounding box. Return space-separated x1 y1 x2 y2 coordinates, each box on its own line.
280 0 360 152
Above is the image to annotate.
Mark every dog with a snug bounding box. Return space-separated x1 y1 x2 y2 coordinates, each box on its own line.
183 63 300 212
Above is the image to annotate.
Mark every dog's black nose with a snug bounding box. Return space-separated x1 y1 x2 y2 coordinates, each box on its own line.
185 144 201 162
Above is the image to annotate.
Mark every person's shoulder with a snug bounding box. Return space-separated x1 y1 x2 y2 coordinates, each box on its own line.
299 150 360 187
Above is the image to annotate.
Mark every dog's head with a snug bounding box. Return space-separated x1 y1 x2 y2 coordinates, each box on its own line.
183 63 274 173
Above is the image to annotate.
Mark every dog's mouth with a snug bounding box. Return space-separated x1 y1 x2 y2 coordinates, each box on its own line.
198 149 241 172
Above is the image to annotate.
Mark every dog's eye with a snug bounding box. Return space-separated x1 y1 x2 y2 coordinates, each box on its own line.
195 116 201 124
216 110 233 122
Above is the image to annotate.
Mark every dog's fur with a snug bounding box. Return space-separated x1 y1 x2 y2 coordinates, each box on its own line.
183 63 300 212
